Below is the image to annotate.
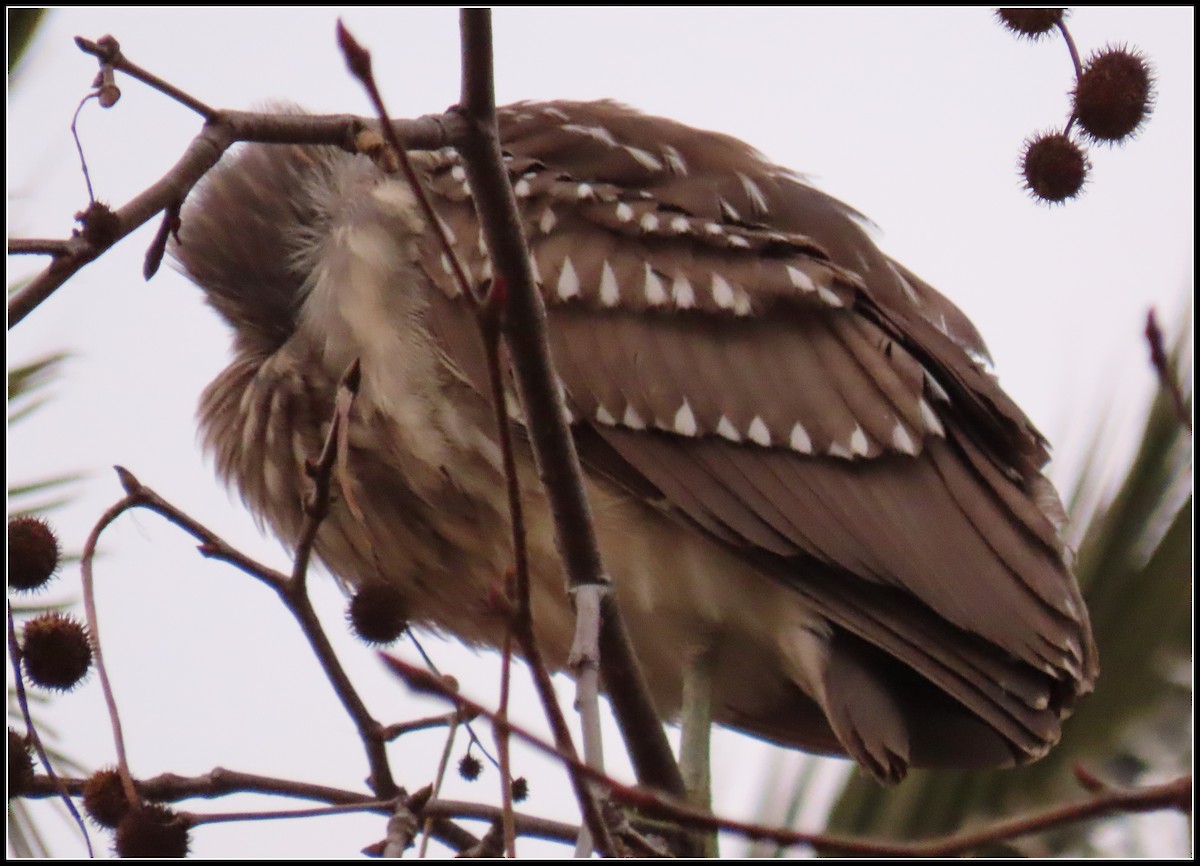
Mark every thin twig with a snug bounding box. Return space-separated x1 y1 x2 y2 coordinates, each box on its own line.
453 8 688 810
422 799 580 846
1056 16 1085 82
479 280 546 859
23 767 376 807
417 713 461 858
7 238 73 256
336 15 621 854
79 488 145 809
75 34 217 120
1056 16 1085 135
911 774 1190 856
457 10 615 854
187 798 397 825
383 652 1192 855
335 20 480 309
402 630 502 771
109 466 396 799
9 76 457 327
114 466 289 592
382 709 473 741
291 358 361 589
69 93 99 203
24 769 483 855
496 610 518 857
382 796 421 857
568 583 605 857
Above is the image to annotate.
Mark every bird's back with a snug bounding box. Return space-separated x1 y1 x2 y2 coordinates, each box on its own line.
175 100 1097 783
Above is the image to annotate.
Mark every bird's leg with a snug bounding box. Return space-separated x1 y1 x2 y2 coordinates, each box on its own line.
680 642 719 857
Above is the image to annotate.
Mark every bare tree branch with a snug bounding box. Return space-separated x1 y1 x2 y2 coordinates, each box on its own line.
8 48 461 329
7 238 73 256
452 6 688 815
105 466 397 799
381 650 1192 855
75 34 217 120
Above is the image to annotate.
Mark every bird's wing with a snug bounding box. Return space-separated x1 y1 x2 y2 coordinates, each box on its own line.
417 101 1097 771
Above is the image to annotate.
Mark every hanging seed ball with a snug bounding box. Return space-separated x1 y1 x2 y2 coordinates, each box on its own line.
1021 131 1089 203
8 728 35 798
83 767 133 829
8 516 61 592
510 776 529 803
114 804 191 859
995 8 1065 40
458 753 483 782
1074 46 1155 143
21 613 93 692
346 583 409 645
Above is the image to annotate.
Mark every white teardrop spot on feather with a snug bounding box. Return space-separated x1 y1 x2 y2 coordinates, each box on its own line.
672 274 696 309
786 265 816 293
663 144 688 175
625 145 663 172
644 264 668 306
818 286 844 308
924 369 951 403
712 273 736 309
673 400 698 436
748 416 772 446
789 422 813 454
556 257 580 300
716 416 742 442
891 421 917 455
849 424 869 457
828 440 853 459
599 261 621 307
919 398 945 437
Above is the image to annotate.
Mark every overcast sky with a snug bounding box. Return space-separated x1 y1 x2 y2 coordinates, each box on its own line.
8 8 1193 858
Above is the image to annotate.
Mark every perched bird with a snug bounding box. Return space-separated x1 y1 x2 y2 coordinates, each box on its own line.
174 100 1096 783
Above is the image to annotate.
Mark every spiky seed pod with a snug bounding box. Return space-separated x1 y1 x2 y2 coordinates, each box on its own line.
458 753 483 782
83 767 133 829
21 612 93 691
76 200 121 248
995 8 1065 40
8 729 35 798
1021 131 1089 203
1074 46 1155 143
510 776 529 803
8 516 61 592
114 804 191 859
346 583 409 645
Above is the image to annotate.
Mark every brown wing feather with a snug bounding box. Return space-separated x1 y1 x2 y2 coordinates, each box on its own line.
417 100 1097 770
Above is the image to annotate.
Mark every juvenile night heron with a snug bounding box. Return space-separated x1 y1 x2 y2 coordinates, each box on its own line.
175 100 1096 783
